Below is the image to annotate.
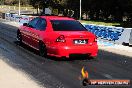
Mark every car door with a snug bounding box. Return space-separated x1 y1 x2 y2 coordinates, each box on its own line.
22 17 39 46
30 18 47 49
20 24 29 44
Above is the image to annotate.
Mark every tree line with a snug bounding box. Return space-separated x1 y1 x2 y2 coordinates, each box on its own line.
1 0 132 22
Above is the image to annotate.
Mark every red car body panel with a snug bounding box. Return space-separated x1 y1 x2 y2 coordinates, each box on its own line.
19 16 98 58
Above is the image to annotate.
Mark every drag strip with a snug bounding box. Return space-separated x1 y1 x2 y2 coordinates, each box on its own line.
0 20 132 88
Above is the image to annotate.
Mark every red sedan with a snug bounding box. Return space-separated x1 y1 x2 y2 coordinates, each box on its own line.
17 16 98 58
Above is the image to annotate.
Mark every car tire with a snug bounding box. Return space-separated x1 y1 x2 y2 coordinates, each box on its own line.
122 42 129 46
17 30 22 45
39 42 47 57
88 56 98 60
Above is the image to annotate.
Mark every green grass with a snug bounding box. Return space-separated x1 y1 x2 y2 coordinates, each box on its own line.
0 5 34 11
80 20 132 28
0 5 37 14
80 20 120 26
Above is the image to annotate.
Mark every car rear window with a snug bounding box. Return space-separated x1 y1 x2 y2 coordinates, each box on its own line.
51 20 87 31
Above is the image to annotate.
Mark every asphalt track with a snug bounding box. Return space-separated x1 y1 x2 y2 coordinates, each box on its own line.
0 19 132 88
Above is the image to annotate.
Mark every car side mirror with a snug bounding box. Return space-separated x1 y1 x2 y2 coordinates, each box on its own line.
23 23 28 26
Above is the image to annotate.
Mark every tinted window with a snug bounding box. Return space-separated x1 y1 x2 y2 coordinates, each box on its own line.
28 17 39 28
36 18 47 30
51 20 87 31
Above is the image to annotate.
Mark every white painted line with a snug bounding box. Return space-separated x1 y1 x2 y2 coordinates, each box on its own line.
103 73 113 79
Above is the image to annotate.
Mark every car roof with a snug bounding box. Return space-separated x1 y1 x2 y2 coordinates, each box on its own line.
40 16 75 20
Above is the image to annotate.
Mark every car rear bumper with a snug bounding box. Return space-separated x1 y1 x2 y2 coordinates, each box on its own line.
47 44 98 58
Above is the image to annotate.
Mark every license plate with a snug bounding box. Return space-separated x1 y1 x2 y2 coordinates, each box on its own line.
74 39 88 44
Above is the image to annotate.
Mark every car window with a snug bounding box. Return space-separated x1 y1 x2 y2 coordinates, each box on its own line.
35 18 47 31
28 17 39 28
50 20 87 31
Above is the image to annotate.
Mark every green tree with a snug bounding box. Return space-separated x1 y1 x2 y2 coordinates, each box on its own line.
29 0 132 21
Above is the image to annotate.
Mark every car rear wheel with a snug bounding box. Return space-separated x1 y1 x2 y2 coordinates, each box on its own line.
122 42 129 46
88 56 98 61
17 30 22 45
39 42 47 57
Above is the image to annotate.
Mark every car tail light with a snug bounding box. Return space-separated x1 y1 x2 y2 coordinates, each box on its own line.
56 35 66 43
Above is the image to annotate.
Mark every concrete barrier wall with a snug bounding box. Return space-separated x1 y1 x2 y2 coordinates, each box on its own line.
129 30 132 45
19 15 35 25
83 23 132 45
4 13 35 25
15 15 22 22
5 13 11 20
117 28 132 45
